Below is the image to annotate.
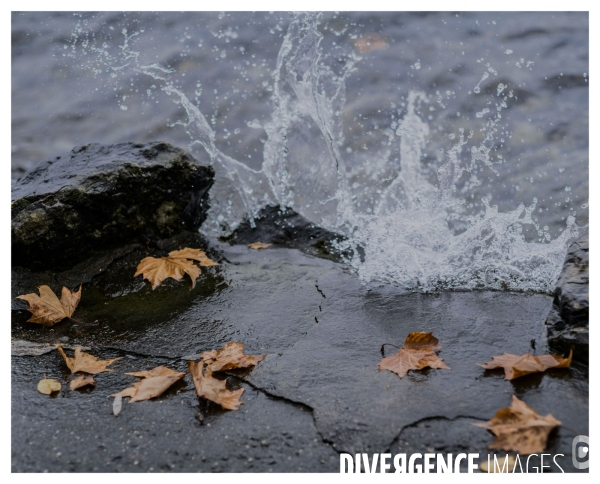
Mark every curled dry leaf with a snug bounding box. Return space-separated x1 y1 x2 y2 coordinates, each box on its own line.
473 395 561 454
69 375 95 390
479 455 517 473
200 342 266 372
479 350 572 380
57 346 120 375
112 366 185 404
17 285 81 326
248 242 272 250
378 331 450 378
37 378 61 395
134 247 218 289
188 361 244 410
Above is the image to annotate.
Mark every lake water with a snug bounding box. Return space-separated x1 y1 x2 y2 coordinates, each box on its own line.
11 12 589 292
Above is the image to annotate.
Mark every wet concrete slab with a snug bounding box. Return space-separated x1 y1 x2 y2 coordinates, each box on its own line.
12 351 338 472
11 242 588 472
246 269 588 470
12 239 330 359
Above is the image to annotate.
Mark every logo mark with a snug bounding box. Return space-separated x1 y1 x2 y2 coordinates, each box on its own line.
572 435 589 470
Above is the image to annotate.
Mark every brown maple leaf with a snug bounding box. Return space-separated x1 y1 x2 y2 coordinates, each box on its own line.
168 248 219 267
378 331 450 378
474 395 561 454
188 360 244 410
112 366 185 404
69 375 95 390
479 350 572 380
248 241 272 250
200 342 266 372
17 285 82 326
57 346 120 375
134 247 218 289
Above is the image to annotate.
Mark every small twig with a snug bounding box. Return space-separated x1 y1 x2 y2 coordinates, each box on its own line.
380 343 401 357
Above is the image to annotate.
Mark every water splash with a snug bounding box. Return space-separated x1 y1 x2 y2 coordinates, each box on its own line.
68 13 580 293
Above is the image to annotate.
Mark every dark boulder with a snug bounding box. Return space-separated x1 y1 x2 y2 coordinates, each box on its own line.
546 234 589 360
223 205 348 261
11 142 214 271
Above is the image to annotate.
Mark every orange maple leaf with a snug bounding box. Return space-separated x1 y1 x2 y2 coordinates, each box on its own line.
200 342 266 372
168 248 219 267
17 285 82 326
112 366 185 404
479 350 572 380
378 331 450 378
57 346 120 375
134 247 218 289
188 361 244 410
474 395 561 454
69 375 95 390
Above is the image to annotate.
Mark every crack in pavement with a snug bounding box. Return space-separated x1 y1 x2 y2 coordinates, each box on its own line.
384 414 487 454
233 374 340 454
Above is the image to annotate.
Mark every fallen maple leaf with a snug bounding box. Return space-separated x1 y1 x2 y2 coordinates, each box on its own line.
38 378 61 394
200 342 266 372
479 350 572 380
474 395 561 454
112 366 185 404
188 361 244 410
17 285 82 326
378 332 450 378
134 247 218 289
168 248 219 267
69 375 95 390
248 242 272 250
57 346 120 375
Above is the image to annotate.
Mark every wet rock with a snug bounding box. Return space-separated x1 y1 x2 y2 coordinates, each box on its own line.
247 274 587 458
546 234 589 361
11 230 222 332
11 243 588 471
12 141 214 271
11 240 322 359
224 205 347 261
11 351 338 472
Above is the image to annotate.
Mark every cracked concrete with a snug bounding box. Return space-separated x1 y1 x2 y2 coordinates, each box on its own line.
12 242 589 472
12 351 338 472
245 267 588 470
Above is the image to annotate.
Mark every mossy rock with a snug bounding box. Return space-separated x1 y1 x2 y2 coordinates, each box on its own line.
11 142 214 271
